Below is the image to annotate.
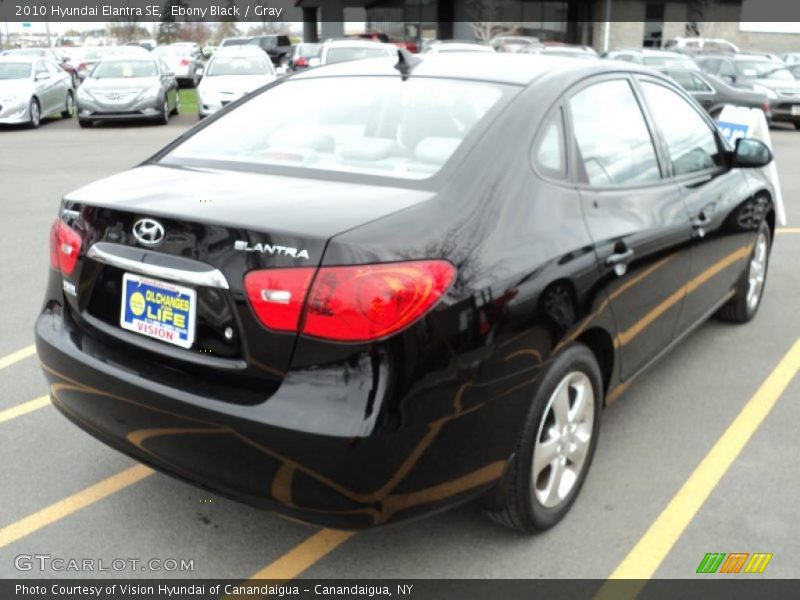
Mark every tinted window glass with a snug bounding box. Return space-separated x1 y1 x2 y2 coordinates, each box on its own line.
569 79 660 186
165 77 508 180
641 82 723 176
534 109 566 178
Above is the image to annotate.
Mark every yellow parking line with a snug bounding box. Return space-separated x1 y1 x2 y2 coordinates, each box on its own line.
599 336 800 591
0 395 50 424
0 344 36 371
246 529 354 580
0 465 153 549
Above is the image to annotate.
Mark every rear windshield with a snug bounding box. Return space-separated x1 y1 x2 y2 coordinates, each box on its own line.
325 47 391 64
207 55 274 76
163 76 509 180
93 60 157 78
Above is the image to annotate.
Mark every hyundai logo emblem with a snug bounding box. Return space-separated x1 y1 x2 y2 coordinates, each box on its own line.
132 218 165 247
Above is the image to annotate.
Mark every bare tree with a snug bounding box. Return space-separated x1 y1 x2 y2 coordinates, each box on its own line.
467 0 517 42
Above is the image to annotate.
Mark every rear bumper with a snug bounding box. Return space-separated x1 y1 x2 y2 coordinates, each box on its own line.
35 299 522 528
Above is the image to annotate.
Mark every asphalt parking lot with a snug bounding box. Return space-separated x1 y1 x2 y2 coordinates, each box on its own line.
1 115 799 582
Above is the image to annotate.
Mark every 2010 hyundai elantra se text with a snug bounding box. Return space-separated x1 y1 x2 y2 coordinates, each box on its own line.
36 54 775 532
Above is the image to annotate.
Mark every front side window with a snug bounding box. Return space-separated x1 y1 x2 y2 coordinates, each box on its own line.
640 82 723 176
164 76 510 180
569 79 661 186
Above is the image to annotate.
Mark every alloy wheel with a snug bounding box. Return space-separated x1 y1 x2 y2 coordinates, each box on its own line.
29 100 40 126
532 371 595 508
746 232 768 311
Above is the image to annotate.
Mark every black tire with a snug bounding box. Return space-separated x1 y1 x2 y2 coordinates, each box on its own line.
28 98 41 128
717 219 771 323
159 99 169 125
171 92 180 116
61 91 75 119
78 118 92 128
482 343 603 533
794 122 800 130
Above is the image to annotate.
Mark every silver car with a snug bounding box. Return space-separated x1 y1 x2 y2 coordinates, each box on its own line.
76 55 179 127
0 56 75 127
153 45 200 87
197 46 276 118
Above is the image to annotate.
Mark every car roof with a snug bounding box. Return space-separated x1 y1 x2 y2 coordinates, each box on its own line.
291 53 666 86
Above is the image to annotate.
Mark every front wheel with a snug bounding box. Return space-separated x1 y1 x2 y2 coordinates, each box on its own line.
158 99 169 125
171 92 180 116
717 220 771 323
482 343 603 533
28 98 41 128
61 91 75 118
794 122 800 131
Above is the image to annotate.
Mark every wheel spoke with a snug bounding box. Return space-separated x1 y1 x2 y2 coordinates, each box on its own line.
567 432 590 467
551 383 570 429
533 435 560 479
544 458 566 506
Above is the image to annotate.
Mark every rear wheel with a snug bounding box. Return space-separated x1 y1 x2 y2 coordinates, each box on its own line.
794 122 800 130
717 220 771 323
482 344 602 533
61 91 75 119
28 98 41 128
78 118 92 128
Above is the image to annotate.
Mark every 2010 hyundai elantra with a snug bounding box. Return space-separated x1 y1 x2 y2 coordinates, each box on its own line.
36 53 775 532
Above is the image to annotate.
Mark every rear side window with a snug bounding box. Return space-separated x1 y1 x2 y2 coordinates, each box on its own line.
533 109 566 178
569 79 660 186
640 82 723 176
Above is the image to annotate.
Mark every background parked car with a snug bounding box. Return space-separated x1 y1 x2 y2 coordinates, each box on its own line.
76 54 178 127
787 63 800 80
2 48 80 88
780 52 800 65
664 37 739 55
248 34 293 67
153 44 200 87
695 53 800 129
520 44 598 60
490 35 542 53
604 48 699 70
0 55 74 127
287 43 321 72
197 46 276 118
125 40 157 52
357 31 419 53
658 67 770 119
423 40 494 54
316 40 399 65
220 37 252 48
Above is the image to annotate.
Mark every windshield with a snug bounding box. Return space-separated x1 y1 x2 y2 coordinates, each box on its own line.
155 47 188 57
163 76 509 180
0 62 31 79
221 38 250 47
295 44 320 58
207 55 273 76
325 47 391 64
92 60 157 79
736 61 794 80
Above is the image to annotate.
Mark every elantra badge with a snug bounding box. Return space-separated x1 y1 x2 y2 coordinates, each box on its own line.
234 240 310 260
132 218 165 247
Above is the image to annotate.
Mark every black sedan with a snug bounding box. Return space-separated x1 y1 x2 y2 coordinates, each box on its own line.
36 54 775 532
658 67 771 118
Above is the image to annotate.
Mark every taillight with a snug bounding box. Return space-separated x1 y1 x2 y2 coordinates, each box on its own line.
179 58 191 66
244 260 455 342
295 56 308 68
78 62 86 72
49 218 82 276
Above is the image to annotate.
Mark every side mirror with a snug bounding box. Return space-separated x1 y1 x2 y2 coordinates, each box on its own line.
732 138 772 168
308 57 321 68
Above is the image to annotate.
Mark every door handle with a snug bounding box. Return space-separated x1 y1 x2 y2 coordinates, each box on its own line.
606 248 634 266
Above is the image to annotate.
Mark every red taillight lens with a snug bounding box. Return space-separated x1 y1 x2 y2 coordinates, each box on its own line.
295 56 308 68
244 260 455 342
49 218 82 276
244 268 316 333
179 58 191 66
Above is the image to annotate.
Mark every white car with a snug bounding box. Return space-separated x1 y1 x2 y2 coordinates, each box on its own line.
197 46 276 118
315 40 398 66
0 55 75 127
423 41 495 54
153 45 200 87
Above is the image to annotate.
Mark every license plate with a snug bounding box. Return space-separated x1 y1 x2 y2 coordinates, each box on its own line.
792 105 800 116
120 273 196 349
